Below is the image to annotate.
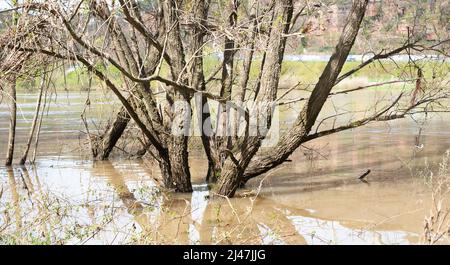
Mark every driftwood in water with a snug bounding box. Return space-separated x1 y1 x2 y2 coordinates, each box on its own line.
358 169 371 180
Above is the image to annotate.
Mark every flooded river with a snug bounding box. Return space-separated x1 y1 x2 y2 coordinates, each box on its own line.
0 89 449 245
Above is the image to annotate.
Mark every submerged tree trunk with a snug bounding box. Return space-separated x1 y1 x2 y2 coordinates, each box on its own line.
5 76 17 166
166 136 193 192
93 106 130 160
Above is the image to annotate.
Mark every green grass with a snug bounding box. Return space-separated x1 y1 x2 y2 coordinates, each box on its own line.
14 56 449 92
279 60 449 84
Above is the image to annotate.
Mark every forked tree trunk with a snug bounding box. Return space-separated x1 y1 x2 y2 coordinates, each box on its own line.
5 76 17 166
242 0 370 183
214 0 294 197
215 0 369 197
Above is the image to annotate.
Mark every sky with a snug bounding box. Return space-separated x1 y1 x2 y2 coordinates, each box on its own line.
0 1 11 10
0 1 28 10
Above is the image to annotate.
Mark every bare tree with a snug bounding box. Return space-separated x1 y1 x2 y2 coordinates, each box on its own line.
1 1 53 166
3 69 17 167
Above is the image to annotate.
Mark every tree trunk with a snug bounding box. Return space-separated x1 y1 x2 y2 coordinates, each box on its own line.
167 136 193 192
19 75 45 165
157 133 192 192
160 0 193 192
214 0 294 196
159 157 172 188
5 76 17 166
215 0 238 168
32 85 48 163
215 162 242 197
93 106 130 160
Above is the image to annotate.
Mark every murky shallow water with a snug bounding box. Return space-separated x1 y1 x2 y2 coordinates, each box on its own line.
0 90 449 244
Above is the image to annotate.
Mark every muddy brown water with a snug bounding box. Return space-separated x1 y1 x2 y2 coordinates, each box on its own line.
0 90 449 244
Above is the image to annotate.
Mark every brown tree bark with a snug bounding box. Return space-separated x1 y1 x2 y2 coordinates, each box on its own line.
160 0 193 192
5 76 17 166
